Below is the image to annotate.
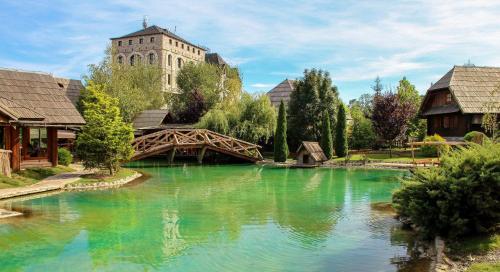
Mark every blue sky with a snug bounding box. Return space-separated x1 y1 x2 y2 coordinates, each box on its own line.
1 0 500 102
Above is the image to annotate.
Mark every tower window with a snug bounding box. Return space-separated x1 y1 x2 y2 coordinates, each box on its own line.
128 40 132 45
169 39 172 45
139 38 143 44
167 74 171 85
177 58 182 68
150 37 155 43
187 45 190 51
192 48 195 53
198 50 200 55
175 41 178 47
148 53 155 64
118 41 122 46
181 44 184 49
130 55 135 66
168 55 172 66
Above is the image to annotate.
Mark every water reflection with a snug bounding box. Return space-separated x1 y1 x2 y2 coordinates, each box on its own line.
0 164 421 271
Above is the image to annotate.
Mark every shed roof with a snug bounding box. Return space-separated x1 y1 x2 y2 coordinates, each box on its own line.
266 79 296 107
0 68 85 126
425 66 500 114
297 141 328 162
111 25 206 51
132 109 170 129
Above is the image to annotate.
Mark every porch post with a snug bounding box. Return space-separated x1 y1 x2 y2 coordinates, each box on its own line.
47 128 58 166
6 126 21 171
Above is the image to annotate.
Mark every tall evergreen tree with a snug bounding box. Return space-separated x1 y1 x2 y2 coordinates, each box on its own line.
76 81 134 175
274 100 289 162
335 103 348 157
320 112 333 159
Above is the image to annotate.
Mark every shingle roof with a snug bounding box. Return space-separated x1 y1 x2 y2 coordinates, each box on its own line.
205 53 227 66
111 25 206 51
266 79 296 107
297 141 328 162
132 109 170 129
55 78 83 106
426 66 500 113
0 68 85 126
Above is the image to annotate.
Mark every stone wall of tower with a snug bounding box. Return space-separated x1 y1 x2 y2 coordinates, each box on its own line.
111 33 206 93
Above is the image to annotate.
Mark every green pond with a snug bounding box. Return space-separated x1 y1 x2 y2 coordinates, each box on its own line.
0 163 425 271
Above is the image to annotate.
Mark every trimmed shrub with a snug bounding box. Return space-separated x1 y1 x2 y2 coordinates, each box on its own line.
420 134 449 157
392 142 500 239
58 148 73 166
464 131 487 144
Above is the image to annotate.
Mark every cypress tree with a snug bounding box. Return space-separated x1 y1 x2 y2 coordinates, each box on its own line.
274 100 289 162
335 103 348 157
320 112 333 159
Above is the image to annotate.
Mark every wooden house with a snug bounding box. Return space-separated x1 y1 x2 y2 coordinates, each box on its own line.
296 141 327 166
0 69 85 171
419 66 500 138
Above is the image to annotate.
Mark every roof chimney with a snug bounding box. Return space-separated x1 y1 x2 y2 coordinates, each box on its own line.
142 16 148 29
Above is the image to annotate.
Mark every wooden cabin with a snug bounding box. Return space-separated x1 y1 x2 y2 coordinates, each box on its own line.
0 69 85 171
296 141 327 166
419 66 500 139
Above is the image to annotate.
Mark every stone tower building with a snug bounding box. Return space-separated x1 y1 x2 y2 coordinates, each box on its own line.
111 23 207 93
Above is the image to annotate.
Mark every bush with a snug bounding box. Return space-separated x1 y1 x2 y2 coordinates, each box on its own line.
420 134 449 157
58 148 73 166
464 131 487 144
392 142 500 239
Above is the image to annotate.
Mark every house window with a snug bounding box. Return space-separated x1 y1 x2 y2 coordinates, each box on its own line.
443 116 450 128
118 55 123 64
167 74 171 85
446 93 452 103
150 37 155 43
139 38 143 44
27 128 48 158
471 114 482 124
148 53 155 64
118 41 122 46
177 58 182 68
168 55 172 66
128 40 132 45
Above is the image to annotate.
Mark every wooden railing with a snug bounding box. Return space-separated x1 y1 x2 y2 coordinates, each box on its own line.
131 129 263 162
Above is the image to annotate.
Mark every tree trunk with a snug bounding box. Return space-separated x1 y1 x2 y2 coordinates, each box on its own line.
389 142 393 158
108 163 114 176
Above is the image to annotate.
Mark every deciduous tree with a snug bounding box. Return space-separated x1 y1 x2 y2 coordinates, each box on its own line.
320 112 333 159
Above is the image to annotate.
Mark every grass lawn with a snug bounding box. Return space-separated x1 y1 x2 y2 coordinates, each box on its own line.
0 165 75 189
74 168 136 185
450 234 500 255
331 150 437 163
467 263 500 272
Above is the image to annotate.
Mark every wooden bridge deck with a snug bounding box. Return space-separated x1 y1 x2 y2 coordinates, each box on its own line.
131 129 263 163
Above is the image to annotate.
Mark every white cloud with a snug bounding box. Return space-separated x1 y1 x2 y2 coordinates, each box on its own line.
250 83 275 89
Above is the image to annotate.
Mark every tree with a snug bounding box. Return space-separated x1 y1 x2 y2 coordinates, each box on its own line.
320 112 333 159
482 84 500 139
372 76 383 96
288 69 339 149
396 77 425 140
84 46 164 123
349 104 376 149
177 88 208 123
335 103 348 157
173 62 242 122
76 81 134 175
371 91 415 157
274 100 289 162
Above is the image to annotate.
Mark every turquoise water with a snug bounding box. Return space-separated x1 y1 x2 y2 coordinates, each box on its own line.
0 163 421 271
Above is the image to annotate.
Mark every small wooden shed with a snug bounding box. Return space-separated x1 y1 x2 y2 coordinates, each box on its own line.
296 141 328 166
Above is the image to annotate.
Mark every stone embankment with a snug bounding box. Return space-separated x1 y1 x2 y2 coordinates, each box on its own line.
64 172 142 191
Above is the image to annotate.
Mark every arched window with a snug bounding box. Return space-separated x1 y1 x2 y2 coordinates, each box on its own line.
148 53 155 64
177 58 182 69
168 55 172 66
118 55 123 64
130 54 142 66
130 55 135 66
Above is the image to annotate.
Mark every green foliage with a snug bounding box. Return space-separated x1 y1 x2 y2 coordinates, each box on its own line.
464 131 488 144
397 77 420 106
482 85 500 139
335 103 348 157
420 134 449 157
288 69 339 149
76 81 135 175
274 101 289 162
396 77 425 140
349 104 376 149
173 62 242 121
197 93 276 143
392 142 500 239
83 46 164 122
58 148 73 166
320 112 333 159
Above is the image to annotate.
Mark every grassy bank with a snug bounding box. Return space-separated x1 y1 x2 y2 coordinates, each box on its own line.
447 234 500 271
0 166 75 189
73 168 136 185
331 151 436 163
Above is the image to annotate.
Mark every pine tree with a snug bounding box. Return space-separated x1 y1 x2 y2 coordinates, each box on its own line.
274 100 289 162
335 103 348 157
76 81 134 175
320 112 333 159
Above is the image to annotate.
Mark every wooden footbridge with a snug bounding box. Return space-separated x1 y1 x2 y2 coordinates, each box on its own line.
131 129 263 163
